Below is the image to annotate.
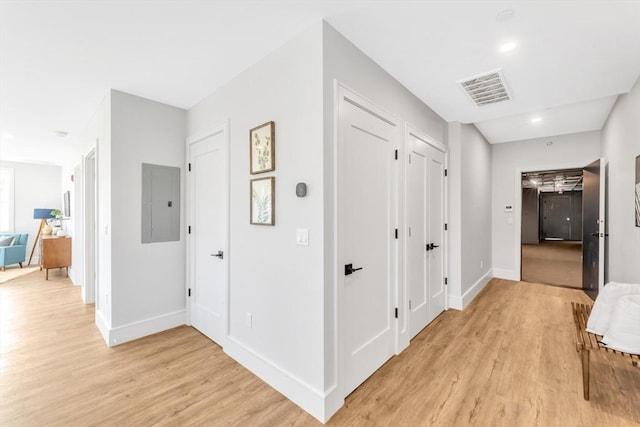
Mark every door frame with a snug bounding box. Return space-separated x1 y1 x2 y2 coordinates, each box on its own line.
185 121 230 340
399 125 448 351
334 81 402 400
513 160 595 282
83 147 97 305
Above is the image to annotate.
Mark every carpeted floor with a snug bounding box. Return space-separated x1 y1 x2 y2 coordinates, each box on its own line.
522 241 582 288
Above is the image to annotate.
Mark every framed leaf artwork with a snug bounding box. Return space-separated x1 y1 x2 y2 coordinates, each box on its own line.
250 121 275 174
250 177 275 226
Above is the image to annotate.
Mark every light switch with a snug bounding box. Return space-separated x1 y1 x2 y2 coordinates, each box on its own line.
296 228 309 246
507 217 514 225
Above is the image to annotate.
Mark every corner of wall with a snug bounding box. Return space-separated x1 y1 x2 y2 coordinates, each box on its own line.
449 268 494 310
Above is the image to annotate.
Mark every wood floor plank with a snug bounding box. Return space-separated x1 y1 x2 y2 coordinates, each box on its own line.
1 273 639 426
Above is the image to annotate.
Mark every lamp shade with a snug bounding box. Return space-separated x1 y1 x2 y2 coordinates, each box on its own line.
33 209 55 219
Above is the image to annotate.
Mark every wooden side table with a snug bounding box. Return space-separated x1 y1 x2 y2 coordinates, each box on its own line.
40 236 71 280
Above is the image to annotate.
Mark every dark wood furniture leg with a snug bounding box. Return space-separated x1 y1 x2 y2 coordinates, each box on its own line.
581 348 590 400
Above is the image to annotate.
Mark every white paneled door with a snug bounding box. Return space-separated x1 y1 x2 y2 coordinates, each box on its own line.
339 88 400 396
406 133 445 339
187 125 228 345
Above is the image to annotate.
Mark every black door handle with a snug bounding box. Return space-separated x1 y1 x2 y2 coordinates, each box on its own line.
426 243 440 251
591 233 599 238
211 251 224 259
345 263 363 276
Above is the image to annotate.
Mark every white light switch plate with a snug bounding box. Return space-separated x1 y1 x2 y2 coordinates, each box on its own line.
296 228 309 246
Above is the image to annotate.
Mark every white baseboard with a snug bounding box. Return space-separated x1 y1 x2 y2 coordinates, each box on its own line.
323 384 343 422
493 268 520 281
103 310 186 347
95 310 110 345
224 336 331 423
449 269 493 311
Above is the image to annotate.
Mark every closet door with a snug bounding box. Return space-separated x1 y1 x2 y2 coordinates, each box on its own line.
407 133 446 339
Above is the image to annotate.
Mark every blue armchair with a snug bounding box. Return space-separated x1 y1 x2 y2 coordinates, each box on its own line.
0 233 29 271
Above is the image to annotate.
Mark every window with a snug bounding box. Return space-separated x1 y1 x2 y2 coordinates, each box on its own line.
0 167 15 232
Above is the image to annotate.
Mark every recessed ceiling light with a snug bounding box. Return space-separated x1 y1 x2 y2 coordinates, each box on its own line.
499 42 517 53
531 117 542 123
1 132 14 139
55 130 68 137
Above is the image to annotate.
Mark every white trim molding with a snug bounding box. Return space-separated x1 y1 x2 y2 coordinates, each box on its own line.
492 268 519 281
102 310 186 347
449 269 493 311
224 336 330 423
95 310 110 345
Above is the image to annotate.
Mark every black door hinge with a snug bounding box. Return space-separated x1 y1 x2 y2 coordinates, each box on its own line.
444 169 448 177
188 163 191 172
395 307 398 319
188 288 191 297
188 226 191 234
444 223 448 231
395 149 398 160
445 277 448 285
395 228 398 239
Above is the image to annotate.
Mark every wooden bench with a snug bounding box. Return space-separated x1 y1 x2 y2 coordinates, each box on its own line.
571 302 640 400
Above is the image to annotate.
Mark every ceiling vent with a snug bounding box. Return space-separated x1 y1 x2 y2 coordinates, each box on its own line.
459 69 511 106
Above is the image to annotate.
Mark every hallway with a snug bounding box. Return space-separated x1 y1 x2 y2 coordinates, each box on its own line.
522 241 583 288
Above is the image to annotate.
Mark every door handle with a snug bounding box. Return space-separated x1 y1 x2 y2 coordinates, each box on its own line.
211 251 224 259
426 243 440 251
591 233 599 238
345 263 363 276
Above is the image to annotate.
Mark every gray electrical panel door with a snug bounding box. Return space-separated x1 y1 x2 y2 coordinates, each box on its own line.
141 163 180 243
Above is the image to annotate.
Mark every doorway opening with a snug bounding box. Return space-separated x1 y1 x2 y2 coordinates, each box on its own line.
521 168 583 288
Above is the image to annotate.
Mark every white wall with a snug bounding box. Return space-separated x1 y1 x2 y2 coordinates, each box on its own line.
188 20 449 423
109 90 186 338
447 123 492 309
601 76 640 283
0 160 61 264
80 92 112 329
460 124 492 307
322 21 447 418
188 24 326 419
491 130 601 280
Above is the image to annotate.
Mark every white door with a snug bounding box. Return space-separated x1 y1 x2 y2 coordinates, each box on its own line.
83 149 96 305
339 90 399 396
427 147 446 322
406 135 445 338
187 125 228 345
407 140 429 338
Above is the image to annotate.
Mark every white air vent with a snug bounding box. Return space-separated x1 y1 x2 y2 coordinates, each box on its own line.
459 69 511 106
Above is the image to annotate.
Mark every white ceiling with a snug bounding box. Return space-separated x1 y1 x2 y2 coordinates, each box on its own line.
1 1 639 165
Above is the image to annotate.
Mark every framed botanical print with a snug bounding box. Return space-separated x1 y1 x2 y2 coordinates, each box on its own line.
250 121 275 174
250 177 275 226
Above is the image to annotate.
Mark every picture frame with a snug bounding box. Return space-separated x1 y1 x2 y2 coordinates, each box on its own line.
250 177 275 226
635 155 639 227
250 121 275 174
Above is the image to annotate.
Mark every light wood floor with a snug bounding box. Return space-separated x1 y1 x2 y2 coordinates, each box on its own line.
522 241 583 288
2 272 639 426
